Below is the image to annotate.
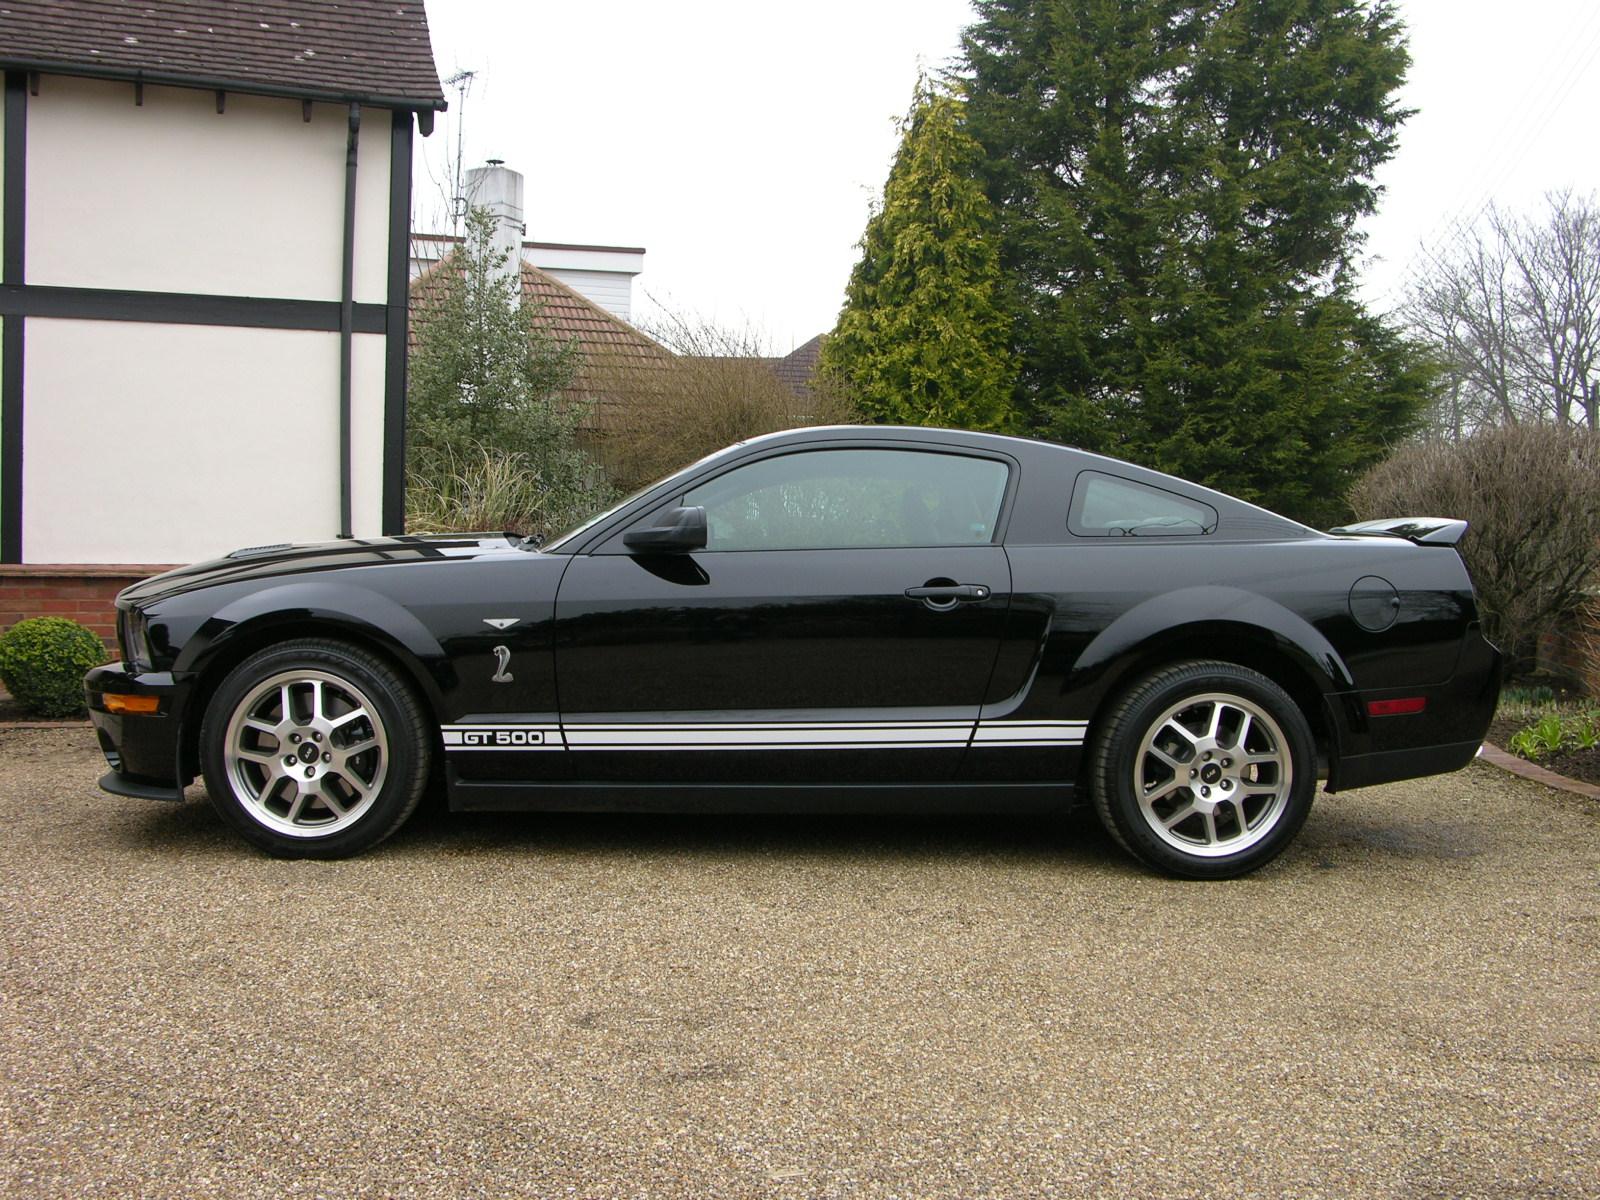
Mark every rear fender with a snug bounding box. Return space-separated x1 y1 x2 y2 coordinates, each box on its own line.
1069 585 1354 702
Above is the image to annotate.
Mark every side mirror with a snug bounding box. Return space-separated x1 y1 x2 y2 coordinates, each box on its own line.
623 506 707 554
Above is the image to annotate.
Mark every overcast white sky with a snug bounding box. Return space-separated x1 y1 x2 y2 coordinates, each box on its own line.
416 0 1600 351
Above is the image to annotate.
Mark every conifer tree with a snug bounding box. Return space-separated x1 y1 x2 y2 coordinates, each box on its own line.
822 82 1017 432
960 0 1432 524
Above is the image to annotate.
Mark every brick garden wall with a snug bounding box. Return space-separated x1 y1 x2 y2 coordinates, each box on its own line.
0 566 176 654
1577 601 1599 696
1536 599 1600 695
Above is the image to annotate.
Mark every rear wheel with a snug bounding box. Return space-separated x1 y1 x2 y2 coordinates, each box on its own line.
1091 661 1315 879
200 639 431 858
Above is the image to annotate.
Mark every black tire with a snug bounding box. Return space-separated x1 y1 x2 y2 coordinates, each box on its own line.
1090 660 1316 879
199 638 432 859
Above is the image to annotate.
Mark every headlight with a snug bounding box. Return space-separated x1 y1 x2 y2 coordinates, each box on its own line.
119 608 151 668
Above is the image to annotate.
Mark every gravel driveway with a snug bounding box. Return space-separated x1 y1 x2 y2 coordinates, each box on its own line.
2 725 1596 1199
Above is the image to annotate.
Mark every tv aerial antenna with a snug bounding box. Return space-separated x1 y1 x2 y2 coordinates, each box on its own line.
444 69 476 234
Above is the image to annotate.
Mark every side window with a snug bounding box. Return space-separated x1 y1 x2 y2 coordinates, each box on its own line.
682 448 1009 551
1068 471 1218 537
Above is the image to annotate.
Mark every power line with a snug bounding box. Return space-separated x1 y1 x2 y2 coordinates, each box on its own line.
1376 6 1600 309
1427 11 1600 252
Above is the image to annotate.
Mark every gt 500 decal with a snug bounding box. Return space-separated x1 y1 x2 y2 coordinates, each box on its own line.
442 725 563 751
440 720 1086 752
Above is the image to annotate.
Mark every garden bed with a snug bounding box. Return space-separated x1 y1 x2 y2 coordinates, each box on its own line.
1489 690 1600 788
1540 745 1600 786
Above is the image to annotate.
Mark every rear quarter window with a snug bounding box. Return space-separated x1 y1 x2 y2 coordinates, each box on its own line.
1068 471 1218 538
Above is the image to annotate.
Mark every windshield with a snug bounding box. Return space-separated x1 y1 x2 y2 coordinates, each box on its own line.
539 445 737 552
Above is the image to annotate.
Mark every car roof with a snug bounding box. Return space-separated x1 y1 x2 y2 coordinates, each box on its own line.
551 425 1319 553
732 427 1316 532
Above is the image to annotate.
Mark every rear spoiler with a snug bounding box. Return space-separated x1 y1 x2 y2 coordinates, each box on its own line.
1327 517 1469 547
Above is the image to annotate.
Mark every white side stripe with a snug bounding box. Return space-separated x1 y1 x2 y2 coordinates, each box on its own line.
971 721 1088 748
564 723 973 749
442 719 1087 752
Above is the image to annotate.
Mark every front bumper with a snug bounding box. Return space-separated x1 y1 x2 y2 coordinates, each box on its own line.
84 662 193 801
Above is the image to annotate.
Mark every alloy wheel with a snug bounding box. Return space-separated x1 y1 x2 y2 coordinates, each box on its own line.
221 669 390 838
1133 691 1294 858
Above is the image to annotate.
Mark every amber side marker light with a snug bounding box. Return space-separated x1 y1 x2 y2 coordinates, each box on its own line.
102 694 160 715
1368 697 1426 717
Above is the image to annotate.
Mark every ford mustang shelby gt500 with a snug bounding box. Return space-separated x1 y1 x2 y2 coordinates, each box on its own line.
85 426 1501 877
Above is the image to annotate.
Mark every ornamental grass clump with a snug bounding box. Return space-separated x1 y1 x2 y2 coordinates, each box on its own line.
0 616 107 717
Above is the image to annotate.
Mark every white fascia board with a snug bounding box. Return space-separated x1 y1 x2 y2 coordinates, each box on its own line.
523 245 644 276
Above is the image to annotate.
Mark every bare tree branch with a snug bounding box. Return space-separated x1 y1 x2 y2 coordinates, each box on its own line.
1404 192 1600 436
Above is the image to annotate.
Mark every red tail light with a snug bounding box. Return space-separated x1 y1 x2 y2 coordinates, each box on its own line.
1368 697 1426 716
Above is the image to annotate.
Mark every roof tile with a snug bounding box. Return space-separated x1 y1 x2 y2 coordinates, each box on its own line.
0 1 445 108
771 334 825 398
410 258 674 423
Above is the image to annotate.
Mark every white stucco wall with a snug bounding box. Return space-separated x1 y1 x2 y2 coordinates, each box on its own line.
12 73 405 565
22 320 387 563
348 332 388 540
26 77 391 305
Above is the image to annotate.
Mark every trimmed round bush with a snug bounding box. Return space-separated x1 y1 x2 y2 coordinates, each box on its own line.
0 616 107 718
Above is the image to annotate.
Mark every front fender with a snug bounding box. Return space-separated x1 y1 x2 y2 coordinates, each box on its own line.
172 581 449 706
1070 585 1354 697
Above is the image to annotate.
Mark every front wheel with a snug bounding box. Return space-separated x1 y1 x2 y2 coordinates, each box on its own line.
199 639 431 858
1090 661 1316 879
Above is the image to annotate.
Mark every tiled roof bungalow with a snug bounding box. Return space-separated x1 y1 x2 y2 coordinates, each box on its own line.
769 334 825 402
410 158 823 482
407 255 676 455
408 160 647 324
408 159 674 457
0 0 445 644
518 260 676 433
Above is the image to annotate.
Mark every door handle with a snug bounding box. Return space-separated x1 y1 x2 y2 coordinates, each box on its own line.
905 583 991 606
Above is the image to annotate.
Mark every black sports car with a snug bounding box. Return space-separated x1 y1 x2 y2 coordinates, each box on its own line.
85 426 1501 877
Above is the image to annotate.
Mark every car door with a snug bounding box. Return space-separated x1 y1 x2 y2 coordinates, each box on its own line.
552 444 1015 783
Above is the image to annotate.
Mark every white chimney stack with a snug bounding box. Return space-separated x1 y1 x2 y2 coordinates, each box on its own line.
464 160 525 283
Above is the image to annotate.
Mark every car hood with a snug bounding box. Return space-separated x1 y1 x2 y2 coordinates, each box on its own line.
119 533 530 607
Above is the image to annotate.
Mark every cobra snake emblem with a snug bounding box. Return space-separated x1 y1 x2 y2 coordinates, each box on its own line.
491 644 514 684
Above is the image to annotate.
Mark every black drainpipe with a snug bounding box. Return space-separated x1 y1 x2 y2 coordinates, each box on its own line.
338 102 361 539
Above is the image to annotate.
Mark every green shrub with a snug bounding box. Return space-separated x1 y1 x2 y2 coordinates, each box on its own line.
0 616 107 717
